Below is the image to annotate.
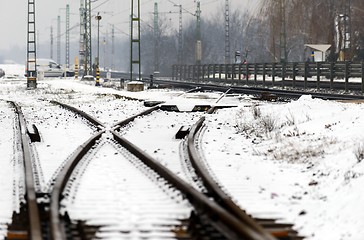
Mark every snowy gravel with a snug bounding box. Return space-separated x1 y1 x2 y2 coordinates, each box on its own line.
21 101 96 191
120 110 204 189
1 72 364 240
55 94 147 127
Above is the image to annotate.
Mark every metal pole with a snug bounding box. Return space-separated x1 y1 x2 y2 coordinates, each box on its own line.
280 0 287 63
84 0 92 76
27 0 37 89
154 2 160 72
79 0 85 72
175 4 183 65
57 15 61 64
97 15 100 67
112 24 115 70
50 25 53 59
224 0 230 64
130 0 141 81
65 4 70 68
96 13 102 86
196 1 202 65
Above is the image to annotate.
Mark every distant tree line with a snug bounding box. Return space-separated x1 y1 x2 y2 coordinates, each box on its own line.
260 0 364 62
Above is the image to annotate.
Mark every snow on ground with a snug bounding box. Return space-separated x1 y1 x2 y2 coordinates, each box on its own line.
0 69 364 239
21 102 96 191
202 96 364 240
0 102 16 236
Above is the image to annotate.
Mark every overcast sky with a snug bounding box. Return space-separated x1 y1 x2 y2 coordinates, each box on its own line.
0 0 259 58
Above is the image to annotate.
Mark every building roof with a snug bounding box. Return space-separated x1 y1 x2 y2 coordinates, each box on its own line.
305 44 331 52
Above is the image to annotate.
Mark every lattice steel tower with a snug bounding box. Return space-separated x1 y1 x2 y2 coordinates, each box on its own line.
154 2 160 72
57 15 61 64
50 26 54 60
84 0 92 76
176 4 183 65
196 1 201 64
224 0 230 64
27 0 37 88
130 0 141 81
79 0 85 70
65 4 70 68
280 0 287 63
111 24 115 70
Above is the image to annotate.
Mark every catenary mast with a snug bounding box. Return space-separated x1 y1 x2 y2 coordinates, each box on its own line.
27 0 37 88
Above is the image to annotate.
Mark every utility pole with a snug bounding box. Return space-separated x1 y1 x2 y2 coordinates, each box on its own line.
84 0 92 76
27 0 37 89
279 0 287 63
57 15 61 64
103 36 107 70
65 4 70 68
130 0 141 81
196 1 202 64
95 13 102 86
79 0 85 71
224 0 230 64
154 2 160 72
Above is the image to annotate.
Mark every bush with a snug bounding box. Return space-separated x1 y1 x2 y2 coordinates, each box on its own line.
354 143 364 163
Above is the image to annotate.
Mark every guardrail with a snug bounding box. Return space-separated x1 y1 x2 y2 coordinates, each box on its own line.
172 62 364 93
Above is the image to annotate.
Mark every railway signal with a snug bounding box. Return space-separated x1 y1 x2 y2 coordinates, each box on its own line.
95 13 102 86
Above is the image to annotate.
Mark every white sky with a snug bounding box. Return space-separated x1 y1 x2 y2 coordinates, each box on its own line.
0 0 260 51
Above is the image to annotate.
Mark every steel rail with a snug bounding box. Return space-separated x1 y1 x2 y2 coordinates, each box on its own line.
49 131 104 240
9 102 43 240
111 130 269 239
187 114 303 239
47 99 276 239
49 128 267 239
48 105 165 239
150 78 364 101
112 105 160 131
51 100 161 132
187 117 277 240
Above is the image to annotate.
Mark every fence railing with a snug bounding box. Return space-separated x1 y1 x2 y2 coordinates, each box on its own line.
172 62 364 93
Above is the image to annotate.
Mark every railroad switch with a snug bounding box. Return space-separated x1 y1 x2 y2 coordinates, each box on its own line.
144 100 165 107
27 124 41 142
192 105 211 112
160 105 179 112
175 126 190 139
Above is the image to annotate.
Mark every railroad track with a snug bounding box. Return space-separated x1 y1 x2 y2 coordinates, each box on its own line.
51 100 272 239
115 91 303 239
6 95 278 239
5 98 158 239
7 101 43 240
145 78 364 101
186 113 303 240
4 90 306 239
